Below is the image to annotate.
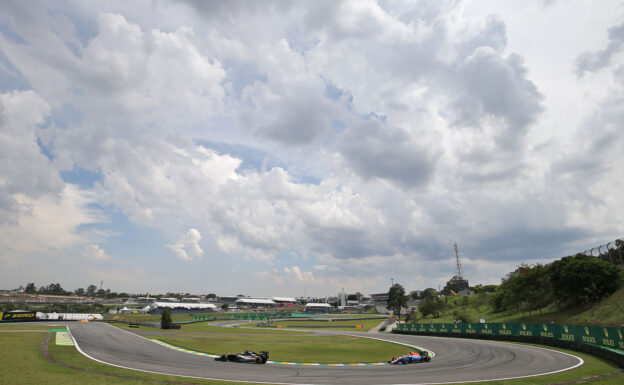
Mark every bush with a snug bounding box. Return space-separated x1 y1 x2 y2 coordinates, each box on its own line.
161 308 172 329
453 310 473 323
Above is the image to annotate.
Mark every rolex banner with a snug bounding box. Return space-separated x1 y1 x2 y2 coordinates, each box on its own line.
396 322 624 351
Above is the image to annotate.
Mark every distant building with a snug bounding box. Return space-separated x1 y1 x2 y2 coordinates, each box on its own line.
271 297 296 306
338 289 347 307
370 293 389 303
304 303 331 313
150 302 217 314
235 298 275 308
217 296 240 304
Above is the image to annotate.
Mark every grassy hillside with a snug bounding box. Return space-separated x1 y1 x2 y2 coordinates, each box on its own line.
413 278 624 327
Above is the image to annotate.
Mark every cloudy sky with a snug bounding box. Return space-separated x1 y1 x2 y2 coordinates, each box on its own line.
0 0 622 297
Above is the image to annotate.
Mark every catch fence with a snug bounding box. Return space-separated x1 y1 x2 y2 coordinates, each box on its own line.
581 238 624 267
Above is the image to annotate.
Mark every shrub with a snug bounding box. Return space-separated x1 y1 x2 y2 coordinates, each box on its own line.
161 308 172 329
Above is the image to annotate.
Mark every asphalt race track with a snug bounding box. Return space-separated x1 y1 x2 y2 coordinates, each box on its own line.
67 322 583 385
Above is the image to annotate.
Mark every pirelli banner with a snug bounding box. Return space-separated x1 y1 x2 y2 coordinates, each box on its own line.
1 311 38 321
396 322 624 351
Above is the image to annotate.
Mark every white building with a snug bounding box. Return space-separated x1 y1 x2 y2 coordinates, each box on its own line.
235 298 276 307
304 303 332 313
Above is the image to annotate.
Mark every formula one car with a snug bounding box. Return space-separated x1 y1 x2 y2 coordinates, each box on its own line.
214 350 269 364
389 350 431 364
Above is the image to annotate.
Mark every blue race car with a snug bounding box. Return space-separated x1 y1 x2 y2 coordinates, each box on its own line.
389 350 431 364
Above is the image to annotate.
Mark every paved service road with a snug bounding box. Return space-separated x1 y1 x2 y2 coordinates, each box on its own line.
67 323 582 385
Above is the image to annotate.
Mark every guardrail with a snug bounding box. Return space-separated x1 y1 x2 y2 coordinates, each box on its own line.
394 322 624 367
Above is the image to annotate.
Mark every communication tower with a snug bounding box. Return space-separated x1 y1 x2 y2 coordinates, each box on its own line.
453 243 470 291
454 242 463 278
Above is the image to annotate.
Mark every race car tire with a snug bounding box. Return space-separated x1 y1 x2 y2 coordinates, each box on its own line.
402 357 408 364
256 357 262 364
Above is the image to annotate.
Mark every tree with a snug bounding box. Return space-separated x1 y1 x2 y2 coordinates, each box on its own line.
86 285 97 297
206 293 216 299
549 254 620 306
386 284 407 319
473 284 498 294
442 276 469 295
75 288 85 296
420 288 438 300
161 308 172 329
221 303 229 311
38 283 67 295
25 283 36 294
522 263 551 315
419 297 445 318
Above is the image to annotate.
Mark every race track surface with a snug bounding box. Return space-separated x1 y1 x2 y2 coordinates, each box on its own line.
67 323 582 385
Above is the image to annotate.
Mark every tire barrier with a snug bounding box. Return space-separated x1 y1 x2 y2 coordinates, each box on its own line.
394 322 624 368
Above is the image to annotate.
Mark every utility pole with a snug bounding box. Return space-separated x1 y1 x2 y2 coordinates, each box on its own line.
391 278 394 287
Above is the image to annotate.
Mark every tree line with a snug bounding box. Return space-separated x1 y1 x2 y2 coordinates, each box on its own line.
24 282 129 299
491 253 620 315
387 251 621 320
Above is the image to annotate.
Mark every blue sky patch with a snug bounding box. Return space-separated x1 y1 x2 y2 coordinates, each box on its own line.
60 167 102 188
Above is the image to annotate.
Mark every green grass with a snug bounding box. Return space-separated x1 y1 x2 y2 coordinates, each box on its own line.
0 323 55 330
262 318 384 331
0 324 621 384
154 334 409 363
111 320 313 335
106 313 198 322
0 331 256 384
417 283 624 326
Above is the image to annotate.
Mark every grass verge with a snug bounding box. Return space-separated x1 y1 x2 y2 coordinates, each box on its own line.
0 331 255 384
256 318 383 331
152 334 406 363
0 323 55 330
111 321 312 335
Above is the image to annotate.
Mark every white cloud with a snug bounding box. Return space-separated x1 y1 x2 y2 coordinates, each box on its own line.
0 1 622 295
82 244 111 261
166 228 204 261
0 90 106 262
283 266 320 285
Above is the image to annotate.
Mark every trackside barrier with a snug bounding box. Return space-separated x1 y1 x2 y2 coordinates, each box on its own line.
110 320 181 329
190 312 293 321
394 322 624 368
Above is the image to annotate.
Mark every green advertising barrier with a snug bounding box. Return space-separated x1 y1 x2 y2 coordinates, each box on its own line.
398 322 624 351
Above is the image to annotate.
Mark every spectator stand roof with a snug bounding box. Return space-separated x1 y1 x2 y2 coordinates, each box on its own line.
235 298 276 305
304 303 332 308
271 297 297 303
153 302 216 309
